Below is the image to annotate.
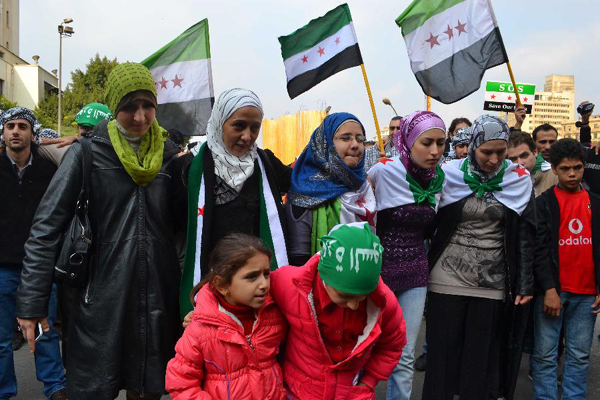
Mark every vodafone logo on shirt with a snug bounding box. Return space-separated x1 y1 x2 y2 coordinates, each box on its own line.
559 218 591 246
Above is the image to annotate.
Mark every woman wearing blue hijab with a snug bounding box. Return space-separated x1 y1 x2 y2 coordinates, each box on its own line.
286 112 376 265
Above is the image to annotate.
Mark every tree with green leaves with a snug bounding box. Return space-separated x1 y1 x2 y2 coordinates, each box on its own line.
35 53 118 135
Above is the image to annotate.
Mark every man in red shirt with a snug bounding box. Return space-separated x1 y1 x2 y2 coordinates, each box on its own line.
532 139 600 400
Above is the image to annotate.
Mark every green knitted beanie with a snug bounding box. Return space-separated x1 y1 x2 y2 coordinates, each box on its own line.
104 62 157 115
318 222 383 295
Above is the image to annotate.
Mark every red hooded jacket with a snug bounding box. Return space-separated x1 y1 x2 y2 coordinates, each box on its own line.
165 284 287 400
270 254 407 400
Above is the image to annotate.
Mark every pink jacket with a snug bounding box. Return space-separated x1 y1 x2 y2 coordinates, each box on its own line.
165 285 287 400
270 254 407 400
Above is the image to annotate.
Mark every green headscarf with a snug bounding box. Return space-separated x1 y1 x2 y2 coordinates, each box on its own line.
318 222 383 295
104 62 168 187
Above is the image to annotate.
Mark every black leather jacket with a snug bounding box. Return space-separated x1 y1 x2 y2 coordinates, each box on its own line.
16 120 186 399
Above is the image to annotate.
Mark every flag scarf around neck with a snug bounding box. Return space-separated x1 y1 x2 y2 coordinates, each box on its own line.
310 181 377 254
180 143 288 318
439 158 532 215
369 157 445 211
141 19 214 135
279 3 363 99
396 0 508 104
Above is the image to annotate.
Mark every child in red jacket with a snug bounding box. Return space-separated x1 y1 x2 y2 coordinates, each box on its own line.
165 234 287 400
270 222 407 400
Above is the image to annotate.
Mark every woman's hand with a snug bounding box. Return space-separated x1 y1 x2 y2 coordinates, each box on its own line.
514 294 533 306
182 311 194 329
16 317 49 353
543 289 561 317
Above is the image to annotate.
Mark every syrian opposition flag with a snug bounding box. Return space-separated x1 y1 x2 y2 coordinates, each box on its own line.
142 19 214 135
439 158 532 215
396 0 508 104
279 4 363 99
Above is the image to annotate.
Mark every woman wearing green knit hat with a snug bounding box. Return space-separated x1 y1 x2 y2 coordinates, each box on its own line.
269 222 407 399
15 62 187 400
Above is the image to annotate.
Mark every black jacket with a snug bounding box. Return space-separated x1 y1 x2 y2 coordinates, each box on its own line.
0 147 56 265
428 193 536 298
15 121 186 399
534 186 600 294
187 144 291 278
427 193 536 400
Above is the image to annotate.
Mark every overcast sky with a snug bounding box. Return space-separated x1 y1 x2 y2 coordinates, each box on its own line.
21 0 600 139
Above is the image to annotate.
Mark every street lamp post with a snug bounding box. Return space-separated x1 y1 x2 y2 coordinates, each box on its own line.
382 97 398 117
57 18 74 135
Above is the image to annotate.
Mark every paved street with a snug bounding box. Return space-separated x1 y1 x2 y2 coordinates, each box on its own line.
13 317 600 399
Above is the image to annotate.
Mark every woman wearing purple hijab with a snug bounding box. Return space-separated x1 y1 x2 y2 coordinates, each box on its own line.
368 111 446 400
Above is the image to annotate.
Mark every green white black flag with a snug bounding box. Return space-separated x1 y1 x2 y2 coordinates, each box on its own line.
142 19 214 135
396 0 508 104
279 4 363 99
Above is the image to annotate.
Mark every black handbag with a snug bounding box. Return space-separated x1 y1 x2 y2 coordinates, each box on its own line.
54 138 93 288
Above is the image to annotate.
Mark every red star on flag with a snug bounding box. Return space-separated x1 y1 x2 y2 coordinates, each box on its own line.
159 77 168 89
491 94 496 99
335 37 340 44
455 20 467 35
358 208 377 227
172 75 184 88
356 198 365 207
302 55 308 63
425 32 440 48
318 46 325 56
512 165 529 177
377 158 394 165
198 206 205 217
508 95 512 101
444 24 454 39
523 97 528 102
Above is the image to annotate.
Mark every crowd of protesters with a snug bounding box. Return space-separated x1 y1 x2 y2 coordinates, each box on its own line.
1 61 598 400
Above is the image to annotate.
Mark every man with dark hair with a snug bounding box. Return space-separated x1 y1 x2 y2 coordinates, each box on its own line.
532 123 559 196
532 138 600 400
0 107 67 400
507 131 538 173
363 116 401 172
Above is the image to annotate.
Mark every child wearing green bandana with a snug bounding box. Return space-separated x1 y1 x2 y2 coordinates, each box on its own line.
270 222 406 399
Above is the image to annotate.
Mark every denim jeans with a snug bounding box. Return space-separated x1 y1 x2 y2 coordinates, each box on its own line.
531 292 597 400
386 286 427 400
0 265 66 399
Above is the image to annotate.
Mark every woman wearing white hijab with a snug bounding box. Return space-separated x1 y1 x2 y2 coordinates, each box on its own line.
180 88 291 317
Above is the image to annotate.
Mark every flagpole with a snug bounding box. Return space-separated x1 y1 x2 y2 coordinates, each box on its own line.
360 64 384 153
486 0 522 108
427 95 431 111
505 61 522 108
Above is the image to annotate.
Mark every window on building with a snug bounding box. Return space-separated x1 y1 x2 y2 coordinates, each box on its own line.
0 79 4 96
6 11 9 28
594 124 598 129
44 81 58 95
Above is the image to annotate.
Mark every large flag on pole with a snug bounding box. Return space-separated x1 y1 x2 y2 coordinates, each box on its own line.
142 19 214 135
396 0 508 104
279 4 363 99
